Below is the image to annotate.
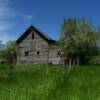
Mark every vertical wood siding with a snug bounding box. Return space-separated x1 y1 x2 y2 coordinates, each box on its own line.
16 31 61 64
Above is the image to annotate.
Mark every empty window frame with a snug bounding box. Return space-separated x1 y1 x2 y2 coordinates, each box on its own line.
25 51 29 56
32 33 34 39
37 51 40 55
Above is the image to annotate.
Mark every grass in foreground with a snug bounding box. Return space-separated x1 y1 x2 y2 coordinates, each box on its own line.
0 64 100 100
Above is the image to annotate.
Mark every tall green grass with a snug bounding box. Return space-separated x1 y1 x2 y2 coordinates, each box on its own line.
0 64 100 100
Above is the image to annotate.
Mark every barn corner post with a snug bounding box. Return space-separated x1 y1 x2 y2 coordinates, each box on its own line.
16 46 20 64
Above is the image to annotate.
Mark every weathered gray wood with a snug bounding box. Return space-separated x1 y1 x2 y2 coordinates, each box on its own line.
16 31 61 64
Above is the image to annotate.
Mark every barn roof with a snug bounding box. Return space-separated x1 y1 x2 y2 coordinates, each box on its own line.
16 25 57 44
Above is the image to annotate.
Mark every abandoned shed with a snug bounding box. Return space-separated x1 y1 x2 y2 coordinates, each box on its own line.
16 25 62 64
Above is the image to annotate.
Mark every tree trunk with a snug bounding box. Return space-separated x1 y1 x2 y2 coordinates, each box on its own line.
73 59 76 65
68 58 72 72
76 56 79 65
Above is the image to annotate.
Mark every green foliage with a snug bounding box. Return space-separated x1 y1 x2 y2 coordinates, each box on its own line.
0 64 100 100
89 55 100 64
1 41 16 64
59 18 100 64
0 41 5 49
7 64 16 82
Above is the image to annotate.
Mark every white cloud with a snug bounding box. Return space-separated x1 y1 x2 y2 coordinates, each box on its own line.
0 0 33 32
20 15 33 20
0 0 13 34
0 0 33 42
0 23 12 31
12 14 33 21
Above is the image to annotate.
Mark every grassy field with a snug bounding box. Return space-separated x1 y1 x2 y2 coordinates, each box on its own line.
0 64 100 100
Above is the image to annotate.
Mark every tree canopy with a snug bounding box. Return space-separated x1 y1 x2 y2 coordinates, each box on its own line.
59 18 100 64
0 41 16 64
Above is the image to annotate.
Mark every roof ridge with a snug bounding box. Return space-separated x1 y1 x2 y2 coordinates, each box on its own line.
31 25 55 41
16 25 56 44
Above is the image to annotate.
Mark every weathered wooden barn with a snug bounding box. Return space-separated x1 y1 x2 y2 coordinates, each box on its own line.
16 25 62 64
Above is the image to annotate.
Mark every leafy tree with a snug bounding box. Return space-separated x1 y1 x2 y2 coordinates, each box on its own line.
0 41 5 60
0 41 5 49
1 41 16 64
59 18 100 64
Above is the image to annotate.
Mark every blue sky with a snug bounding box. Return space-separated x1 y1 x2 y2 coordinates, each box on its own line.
0 0 100 43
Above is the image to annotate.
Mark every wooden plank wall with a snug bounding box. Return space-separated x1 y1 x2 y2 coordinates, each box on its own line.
16 31 61 64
